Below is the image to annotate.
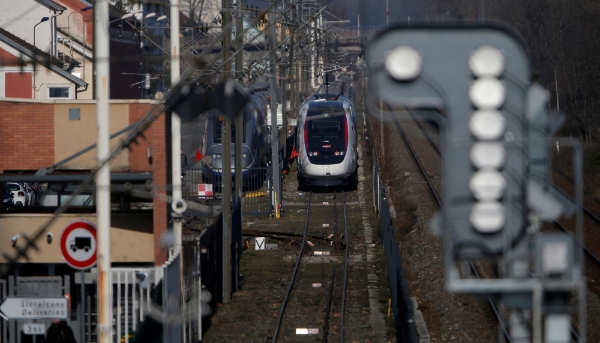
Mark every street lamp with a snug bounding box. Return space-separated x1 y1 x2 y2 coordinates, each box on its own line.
33 17 49 53
109 9 143 24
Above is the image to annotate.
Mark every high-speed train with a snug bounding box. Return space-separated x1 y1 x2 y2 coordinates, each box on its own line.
296 81 358 189
201 83 270 188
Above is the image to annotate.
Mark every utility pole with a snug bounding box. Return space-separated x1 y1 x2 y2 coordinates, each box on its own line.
269 0 281 218
289 15 295 117
221 0 233 303
288 6 295 117
234 0 244 206
169 0 184 340
280 2 288 174
95 1 112 342
234 0 244 285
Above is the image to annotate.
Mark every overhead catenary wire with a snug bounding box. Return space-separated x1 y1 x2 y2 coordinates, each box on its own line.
1 0 342 269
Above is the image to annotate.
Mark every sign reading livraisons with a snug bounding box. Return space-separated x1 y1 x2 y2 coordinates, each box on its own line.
0 297 68 320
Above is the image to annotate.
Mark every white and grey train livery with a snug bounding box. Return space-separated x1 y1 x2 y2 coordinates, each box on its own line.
296 81 358 189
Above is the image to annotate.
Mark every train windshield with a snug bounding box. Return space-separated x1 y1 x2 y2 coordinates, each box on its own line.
304 106 348 164
213 117 247 143
309 117 344 138
306 107 346 139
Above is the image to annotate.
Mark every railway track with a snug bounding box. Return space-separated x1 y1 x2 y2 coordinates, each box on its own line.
391 107 593 341
271 191 350 343
389 107 512 341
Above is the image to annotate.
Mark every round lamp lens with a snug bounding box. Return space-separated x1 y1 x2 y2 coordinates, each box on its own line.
470 201 505 233
469 77 506 109
470 142 505 169
469 45 505 77
469 110 506 140
384 45 422 81
469 169 506 200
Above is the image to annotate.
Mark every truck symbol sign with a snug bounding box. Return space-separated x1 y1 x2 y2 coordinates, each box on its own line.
70 237 91 252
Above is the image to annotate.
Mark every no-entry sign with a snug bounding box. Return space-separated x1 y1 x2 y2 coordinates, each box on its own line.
60 220 97 270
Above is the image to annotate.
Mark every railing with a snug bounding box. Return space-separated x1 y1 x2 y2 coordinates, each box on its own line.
377 180 418 343
112 267 155 343
182 167 272 217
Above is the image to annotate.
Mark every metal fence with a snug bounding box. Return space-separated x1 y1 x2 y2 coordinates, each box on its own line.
375 164 419 343
0 279 5 343
112 268 155 343
182 235 204 343
182 167 272 217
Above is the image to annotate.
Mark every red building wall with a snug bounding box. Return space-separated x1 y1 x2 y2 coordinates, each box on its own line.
5 72 32 98
0 100 168 266
128 103 168 265
0 101 54 172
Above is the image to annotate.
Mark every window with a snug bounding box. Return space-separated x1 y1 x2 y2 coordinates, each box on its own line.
48 87 70 99
213 119 247 143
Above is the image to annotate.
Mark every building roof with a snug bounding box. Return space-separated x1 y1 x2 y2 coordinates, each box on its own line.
0 27 87 88
34 0 67 12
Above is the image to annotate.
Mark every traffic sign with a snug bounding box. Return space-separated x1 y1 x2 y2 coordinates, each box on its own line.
0 297 68 320
22 323 46 335
60 220 97 270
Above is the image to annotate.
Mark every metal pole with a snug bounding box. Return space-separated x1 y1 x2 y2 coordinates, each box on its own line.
386 0 388 27
269 0 281 218
235 4 244 82
80 270 85 343
289 22 295 118
234 1 244 205
222 0 233 303
170 0 185 339
234 2 244 293
95 1 112 342
281 4 288 179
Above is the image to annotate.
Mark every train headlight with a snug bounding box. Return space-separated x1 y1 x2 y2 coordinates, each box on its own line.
216 154 222 159
242 153 248 158
335 151 340 156
309 152 313 156
340 151 344 156
212 154 217 159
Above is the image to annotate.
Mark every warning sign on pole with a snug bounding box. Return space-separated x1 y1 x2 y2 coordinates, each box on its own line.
60 220 97 270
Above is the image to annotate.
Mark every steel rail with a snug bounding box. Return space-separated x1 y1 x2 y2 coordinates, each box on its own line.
339 191 349 343
271 191 312 343
409 110 588 341
322 267 336 342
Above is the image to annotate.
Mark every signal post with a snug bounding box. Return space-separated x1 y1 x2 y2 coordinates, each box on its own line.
367 24 585 342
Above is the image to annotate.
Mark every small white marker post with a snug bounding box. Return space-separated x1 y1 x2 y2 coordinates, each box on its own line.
255 237 266 250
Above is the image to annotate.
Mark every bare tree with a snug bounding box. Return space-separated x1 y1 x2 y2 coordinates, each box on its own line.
181 0 208 25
